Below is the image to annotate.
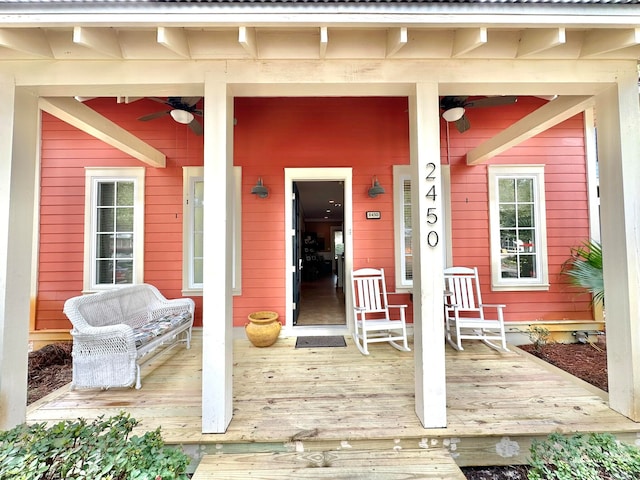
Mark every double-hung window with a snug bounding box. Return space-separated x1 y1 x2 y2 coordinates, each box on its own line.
84 167 145 291
393 166 413 289
488 165 549 291
182 166 242 295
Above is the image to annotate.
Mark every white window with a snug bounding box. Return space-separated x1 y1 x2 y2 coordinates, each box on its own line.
488 165 549 291
84 167 145 291
393 166 413 290
183 166 242 295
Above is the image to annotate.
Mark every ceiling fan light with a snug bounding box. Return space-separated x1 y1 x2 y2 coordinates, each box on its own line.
442 107 465 122
170 109 194 125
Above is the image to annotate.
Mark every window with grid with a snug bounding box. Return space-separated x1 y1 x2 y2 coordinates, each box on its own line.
489 165 549 290
84 168 144 290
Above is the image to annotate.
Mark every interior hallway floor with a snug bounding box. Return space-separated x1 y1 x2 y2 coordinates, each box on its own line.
295 274 345 326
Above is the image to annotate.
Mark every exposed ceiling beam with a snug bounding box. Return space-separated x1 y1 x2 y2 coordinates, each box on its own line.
466 95 594 165
320 26 328 59
73 26 122 58
39 97 166 168
0 28 53 58
452 28 487 57
517 28 566 58
157 27 190 58
581 28 640 57
239 26 257 58
386 27 407 57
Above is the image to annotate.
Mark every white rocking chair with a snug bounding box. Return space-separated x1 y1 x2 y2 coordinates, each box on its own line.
351 268 411 355
443 266 509 352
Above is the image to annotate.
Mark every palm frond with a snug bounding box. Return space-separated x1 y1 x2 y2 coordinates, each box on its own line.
561 239 604 307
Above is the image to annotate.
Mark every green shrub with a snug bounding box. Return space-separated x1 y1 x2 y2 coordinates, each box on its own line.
528 432 640 480
0 412 189 480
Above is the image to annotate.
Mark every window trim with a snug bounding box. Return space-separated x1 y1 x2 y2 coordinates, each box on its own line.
488 165 549 291
182 166 242 296
393 165 413 291
83 167 145 292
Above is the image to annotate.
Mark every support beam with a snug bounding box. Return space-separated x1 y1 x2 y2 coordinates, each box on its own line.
202 78 234 433
239 27 258 58
581 28 640 57
0 28 53 58
319 27 328 59
73 26 122 59
39 97 166 168
596 71 640 421
452 28 487 57
466 95 594 165
157 27 191 58
517 28 566 57
0 80 39 430
386 27 407 57
410 82 447 428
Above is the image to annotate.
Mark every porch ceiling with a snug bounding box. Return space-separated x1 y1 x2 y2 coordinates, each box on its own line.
0 25 639 61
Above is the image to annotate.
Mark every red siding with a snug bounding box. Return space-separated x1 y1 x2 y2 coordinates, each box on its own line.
444 96 592 321
233 97 410 326
36 95 593 332
37 98 205 330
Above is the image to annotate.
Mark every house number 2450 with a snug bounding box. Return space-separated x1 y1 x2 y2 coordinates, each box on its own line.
425 162 439 247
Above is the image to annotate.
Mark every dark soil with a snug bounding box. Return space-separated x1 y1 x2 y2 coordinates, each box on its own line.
27 342 72 405
26 339 608 480
518 336 608 392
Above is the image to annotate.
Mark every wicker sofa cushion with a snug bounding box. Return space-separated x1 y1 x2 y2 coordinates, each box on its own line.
132 311 192 348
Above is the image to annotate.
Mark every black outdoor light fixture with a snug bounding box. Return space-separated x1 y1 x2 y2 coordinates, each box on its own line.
251 178 269 198
368 176 385 198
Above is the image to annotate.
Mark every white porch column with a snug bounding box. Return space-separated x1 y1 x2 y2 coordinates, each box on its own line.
595 68 640 421
202 76 234 433
0 80 39 430
410 83 447 428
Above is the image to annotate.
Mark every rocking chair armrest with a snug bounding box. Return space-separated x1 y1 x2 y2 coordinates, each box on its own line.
480 303 506 309
388 304 408 310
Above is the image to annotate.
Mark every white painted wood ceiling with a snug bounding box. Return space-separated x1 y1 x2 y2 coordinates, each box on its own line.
0 25 639 61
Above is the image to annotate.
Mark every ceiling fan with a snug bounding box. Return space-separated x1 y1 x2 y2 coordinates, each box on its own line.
138 97 204 135
439 96 517 133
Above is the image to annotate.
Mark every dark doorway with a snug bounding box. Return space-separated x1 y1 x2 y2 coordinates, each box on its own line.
293 181 346 326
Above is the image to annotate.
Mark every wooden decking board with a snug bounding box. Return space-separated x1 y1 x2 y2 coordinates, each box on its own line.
26 330 640 467
192 449 466 480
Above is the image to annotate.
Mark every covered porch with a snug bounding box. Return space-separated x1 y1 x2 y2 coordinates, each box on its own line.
26 330 640 472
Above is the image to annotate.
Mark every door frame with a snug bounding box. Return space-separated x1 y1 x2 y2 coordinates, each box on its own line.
284 168 353 337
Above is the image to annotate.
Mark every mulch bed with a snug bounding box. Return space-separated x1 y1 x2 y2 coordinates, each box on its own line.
27 342 72 405
518 336 608 392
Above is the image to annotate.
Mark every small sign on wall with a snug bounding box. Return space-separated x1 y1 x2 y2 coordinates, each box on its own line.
366 211 381 220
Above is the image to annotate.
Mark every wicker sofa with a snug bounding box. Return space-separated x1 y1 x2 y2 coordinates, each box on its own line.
63 284 195 390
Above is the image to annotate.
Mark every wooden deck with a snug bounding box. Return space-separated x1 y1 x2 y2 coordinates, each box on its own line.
27 329 640 472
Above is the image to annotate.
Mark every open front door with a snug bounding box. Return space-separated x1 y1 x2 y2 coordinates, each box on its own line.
292 182 302 325
284 168 353 334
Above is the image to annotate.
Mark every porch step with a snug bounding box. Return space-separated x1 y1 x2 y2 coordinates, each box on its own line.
191 448 466 479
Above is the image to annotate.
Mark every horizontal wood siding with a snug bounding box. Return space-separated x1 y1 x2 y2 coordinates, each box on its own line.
37 98 204 331
445 97 592 321
233 97 409 326
36 95 592 333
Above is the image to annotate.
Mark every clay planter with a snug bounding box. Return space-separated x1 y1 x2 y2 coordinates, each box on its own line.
245 311 281 347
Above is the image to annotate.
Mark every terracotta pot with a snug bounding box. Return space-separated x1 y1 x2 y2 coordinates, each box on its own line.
245 311 281 347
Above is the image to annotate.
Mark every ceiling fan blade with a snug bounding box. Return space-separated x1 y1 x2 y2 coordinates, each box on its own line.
181 97 202 108
147 97 171 106
188 118 204 136
464 96 518 109
455 115 471 133
138 110 170 121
